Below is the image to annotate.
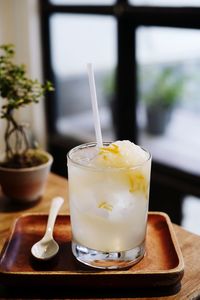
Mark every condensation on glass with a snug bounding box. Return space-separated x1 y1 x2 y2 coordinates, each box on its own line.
136 26 200 175
50 14 117 142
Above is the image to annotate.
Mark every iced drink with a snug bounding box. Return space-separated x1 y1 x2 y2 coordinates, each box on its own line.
67 140 151 269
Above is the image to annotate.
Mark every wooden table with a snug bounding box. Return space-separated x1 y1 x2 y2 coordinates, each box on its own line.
0 172 200 300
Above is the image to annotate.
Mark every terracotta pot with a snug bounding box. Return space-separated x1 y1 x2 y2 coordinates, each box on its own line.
146 105 173 135
0 151 53 203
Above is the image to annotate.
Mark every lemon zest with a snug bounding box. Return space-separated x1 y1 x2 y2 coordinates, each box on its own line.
128 171 148 199
98 201 113 212
99 144 121 155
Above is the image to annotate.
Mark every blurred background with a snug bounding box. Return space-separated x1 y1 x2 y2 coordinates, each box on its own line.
1 0 200 233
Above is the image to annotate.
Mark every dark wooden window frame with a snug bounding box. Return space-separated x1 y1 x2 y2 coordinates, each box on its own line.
40 1 200 223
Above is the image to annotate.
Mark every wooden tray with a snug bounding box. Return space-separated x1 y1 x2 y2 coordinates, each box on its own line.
0 212 184 292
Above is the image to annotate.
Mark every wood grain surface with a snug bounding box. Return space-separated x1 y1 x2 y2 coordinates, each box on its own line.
0 173 200 300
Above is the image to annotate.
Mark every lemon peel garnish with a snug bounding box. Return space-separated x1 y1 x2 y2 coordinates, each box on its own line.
99 144 121 155
98 201 113 212
128 171 148 198
97 144 123 167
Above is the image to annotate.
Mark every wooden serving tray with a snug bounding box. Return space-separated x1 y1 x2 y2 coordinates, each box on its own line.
0 212 184 293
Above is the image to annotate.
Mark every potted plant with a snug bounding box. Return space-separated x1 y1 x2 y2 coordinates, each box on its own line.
139 65 184 135
0 44 54 203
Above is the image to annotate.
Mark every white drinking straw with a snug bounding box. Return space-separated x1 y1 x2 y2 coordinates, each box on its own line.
86 63 103 148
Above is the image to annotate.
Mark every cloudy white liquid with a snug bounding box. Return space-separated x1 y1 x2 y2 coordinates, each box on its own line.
68 141 151 252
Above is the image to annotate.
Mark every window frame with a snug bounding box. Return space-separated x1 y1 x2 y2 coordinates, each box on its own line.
39 0 200 201
40 0 200 136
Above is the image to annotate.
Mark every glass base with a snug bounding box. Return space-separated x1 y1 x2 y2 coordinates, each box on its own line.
72 241 145 269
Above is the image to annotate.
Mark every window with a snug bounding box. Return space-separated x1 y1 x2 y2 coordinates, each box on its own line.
50 0 115 4
50 14 116 142
40 0 200 225
137 26 200 174
130 0 200 7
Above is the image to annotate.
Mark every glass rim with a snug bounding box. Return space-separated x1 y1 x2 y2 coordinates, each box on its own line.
67 141 152 172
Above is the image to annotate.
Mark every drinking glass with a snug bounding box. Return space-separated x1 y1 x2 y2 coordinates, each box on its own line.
67 142 152 269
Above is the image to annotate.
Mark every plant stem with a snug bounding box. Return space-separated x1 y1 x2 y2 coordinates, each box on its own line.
4 110 30 160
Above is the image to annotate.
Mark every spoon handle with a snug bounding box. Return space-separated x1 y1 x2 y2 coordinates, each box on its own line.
45 197 64 238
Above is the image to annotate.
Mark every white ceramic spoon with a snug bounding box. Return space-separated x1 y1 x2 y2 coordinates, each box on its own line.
31 196 64 260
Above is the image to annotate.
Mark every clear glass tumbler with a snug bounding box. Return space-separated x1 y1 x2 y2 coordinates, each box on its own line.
67 142 152 269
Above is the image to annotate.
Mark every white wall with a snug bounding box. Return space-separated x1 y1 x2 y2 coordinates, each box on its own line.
0 0 47 150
